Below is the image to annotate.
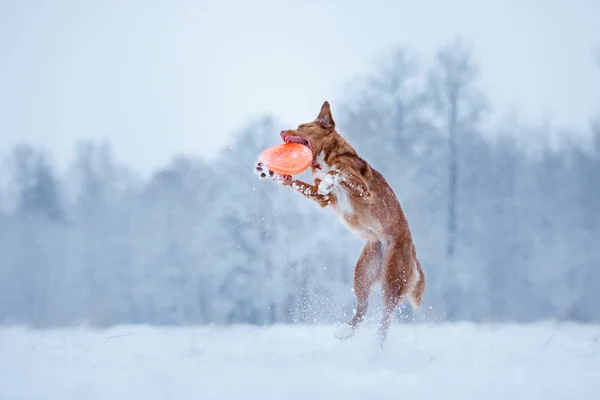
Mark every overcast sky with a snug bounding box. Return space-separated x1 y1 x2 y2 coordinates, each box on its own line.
1 0 599 175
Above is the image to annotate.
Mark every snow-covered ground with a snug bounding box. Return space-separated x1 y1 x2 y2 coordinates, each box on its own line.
1 322 599 400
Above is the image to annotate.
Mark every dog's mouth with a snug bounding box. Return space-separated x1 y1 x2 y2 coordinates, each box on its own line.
281 132 312 151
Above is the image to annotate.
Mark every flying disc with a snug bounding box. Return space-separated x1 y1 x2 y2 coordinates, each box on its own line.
258 143 313 175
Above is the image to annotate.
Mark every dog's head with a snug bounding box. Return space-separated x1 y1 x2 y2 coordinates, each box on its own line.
280 101 337 157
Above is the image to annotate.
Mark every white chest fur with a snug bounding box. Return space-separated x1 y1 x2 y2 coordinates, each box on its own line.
311 151 354 216
331 185 353 215
311 151 329 181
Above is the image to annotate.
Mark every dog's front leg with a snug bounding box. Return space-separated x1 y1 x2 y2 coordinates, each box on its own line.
255 162 291 184
255 162 331 207
317 170 373 202
316 170 341 195
339 171 373 201
289 179 332 207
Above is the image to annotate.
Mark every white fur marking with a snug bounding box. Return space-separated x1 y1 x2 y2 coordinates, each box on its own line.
311 150 352 213
411 259 420 287
407 259 421 308
311 151 328 181
333 186 353 216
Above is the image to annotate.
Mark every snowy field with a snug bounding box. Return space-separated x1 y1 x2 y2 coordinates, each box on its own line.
1 322 599 400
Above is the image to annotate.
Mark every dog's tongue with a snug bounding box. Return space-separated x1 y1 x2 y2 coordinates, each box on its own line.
282 134 303 145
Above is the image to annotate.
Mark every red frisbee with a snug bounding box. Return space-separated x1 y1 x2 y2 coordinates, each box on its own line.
259 143 313 175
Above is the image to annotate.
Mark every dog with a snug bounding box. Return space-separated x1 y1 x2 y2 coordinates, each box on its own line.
255 101 425 346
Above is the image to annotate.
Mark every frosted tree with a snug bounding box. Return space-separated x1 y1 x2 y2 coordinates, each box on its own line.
567 79 600 320
461 132 531 321
12 144 65 222
340 47 432 181
529 147 584 319
131 155 217 324
3 144 68 325
208 116 285 323
561 145 599 321
426 39 487 319
66 140 139 325
0 185 10 321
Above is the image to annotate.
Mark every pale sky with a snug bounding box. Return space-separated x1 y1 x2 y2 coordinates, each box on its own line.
1 0 599 175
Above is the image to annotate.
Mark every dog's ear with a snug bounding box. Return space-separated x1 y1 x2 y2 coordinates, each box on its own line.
316 101 335 129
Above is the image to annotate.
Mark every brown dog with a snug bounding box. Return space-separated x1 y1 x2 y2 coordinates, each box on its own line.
255 101 425 346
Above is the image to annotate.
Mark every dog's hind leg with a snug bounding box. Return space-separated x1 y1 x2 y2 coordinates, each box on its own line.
378 238 414 348
335 240 383 340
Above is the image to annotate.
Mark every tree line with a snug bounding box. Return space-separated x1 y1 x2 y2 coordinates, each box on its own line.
0 39 598 327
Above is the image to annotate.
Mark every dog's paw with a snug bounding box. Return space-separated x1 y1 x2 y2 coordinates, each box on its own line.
254 162 273 180
317 173 340 195
255 162 292 185
334 323 355 340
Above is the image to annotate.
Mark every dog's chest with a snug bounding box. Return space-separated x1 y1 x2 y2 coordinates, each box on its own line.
311 153 354 216
311 152 330 182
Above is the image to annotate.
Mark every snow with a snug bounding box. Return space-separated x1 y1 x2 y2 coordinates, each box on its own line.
317 173 340 195
2 322 599 400
334 322 356 340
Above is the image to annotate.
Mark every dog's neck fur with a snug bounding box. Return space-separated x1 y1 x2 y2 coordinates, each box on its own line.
313 132 366 172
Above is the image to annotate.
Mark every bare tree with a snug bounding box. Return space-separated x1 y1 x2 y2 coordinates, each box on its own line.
426 39 488 319
340 47 429 167
427 38 487 261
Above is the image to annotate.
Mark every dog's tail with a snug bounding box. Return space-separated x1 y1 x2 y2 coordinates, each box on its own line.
408 245 426 310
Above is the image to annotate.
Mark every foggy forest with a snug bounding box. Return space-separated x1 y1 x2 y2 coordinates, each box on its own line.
1 39 599 328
